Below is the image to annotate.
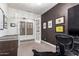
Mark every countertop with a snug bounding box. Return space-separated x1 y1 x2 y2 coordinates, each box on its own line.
0 35 18 41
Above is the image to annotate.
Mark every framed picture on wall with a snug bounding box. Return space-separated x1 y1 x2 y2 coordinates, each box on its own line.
10 23 16 27
55 25 64 33
48 20 52 28
43 22 46 29
55 16 64 24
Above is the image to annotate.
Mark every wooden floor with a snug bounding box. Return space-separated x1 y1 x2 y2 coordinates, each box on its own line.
18 40 56 56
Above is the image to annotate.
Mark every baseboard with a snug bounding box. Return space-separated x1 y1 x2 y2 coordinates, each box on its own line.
35 40 41 43
42 40 56 52
20 39 34 42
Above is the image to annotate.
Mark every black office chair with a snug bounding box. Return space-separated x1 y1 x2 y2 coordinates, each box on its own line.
56 34 75 56
32 49 57 56
32 34 75 56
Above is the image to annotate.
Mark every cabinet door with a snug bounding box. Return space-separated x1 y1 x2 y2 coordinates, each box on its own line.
0 40 18 56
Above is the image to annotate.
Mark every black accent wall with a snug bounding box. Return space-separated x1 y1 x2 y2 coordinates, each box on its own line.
41 3 79 45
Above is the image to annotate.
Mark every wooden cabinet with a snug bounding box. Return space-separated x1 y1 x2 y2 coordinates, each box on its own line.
0 40 18 56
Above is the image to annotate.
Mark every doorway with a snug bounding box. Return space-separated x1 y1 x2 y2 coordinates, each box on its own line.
18 19 34 41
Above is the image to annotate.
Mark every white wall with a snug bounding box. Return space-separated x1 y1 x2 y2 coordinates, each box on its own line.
0 4 41 43
0 3 8 37
7 7 41 42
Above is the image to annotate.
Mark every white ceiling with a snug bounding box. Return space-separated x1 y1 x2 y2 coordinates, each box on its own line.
8 3 57 15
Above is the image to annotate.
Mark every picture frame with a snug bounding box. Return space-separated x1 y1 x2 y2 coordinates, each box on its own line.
10 23 16 27
55 25 64 33
43 22 46 29
55 16 65 24
48 20 52 28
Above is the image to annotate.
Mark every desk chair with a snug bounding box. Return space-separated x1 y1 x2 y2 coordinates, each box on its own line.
32 34 75 56
56 34 75 56
32 49 57 56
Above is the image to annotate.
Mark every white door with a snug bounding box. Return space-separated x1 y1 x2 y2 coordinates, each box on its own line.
18 19 35 41
35 19 41 43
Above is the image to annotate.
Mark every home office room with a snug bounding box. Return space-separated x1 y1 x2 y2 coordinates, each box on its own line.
0 0 79 58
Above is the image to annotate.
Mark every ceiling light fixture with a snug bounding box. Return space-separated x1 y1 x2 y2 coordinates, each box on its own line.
35 3 42 5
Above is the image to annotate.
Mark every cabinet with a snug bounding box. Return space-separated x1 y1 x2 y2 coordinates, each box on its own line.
0 40 18 56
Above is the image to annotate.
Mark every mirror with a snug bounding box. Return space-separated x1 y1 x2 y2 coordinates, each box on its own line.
0 8 5 30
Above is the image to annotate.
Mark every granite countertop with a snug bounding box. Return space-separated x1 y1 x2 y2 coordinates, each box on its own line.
0 35 18 41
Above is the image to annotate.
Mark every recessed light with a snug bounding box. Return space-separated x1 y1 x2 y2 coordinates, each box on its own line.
36 3 42 5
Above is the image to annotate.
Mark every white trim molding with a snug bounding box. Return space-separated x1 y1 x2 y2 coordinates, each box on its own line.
42 40 56 52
